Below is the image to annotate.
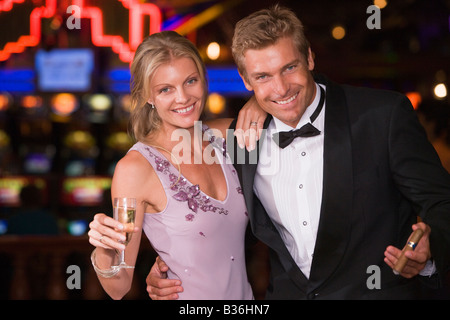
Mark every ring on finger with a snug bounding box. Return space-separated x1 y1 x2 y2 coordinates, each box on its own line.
99 235 105 243
250 121 258 126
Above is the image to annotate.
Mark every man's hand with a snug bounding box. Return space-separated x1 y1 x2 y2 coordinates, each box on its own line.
146 256 183 300
384 222 432 278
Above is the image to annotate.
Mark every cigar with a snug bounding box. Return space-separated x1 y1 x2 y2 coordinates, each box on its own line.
393 228 424 275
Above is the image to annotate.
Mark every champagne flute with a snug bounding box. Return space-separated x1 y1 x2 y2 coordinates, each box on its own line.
112 197 136 270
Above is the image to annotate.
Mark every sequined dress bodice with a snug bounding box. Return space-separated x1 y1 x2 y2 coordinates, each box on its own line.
128 126 253 300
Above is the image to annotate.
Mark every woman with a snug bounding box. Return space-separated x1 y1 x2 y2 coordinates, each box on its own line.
88 31 264 300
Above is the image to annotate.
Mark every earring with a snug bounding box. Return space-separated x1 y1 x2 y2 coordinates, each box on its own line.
150 103 155 109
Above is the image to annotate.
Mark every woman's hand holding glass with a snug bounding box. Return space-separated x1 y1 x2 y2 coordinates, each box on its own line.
88 213 128 252
88 198 138 277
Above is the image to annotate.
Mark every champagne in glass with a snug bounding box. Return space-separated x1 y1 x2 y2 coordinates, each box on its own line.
112 197 136 269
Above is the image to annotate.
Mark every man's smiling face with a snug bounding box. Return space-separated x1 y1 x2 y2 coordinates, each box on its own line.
240 36 317 128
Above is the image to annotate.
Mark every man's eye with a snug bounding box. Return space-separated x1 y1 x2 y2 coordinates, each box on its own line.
256 75 267 81
286 65 297 71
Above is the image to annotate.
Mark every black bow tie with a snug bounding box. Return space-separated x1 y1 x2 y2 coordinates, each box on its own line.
272 86 325 149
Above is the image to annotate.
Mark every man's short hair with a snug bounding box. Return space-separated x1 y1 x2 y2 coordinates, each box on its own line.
231 5 311 82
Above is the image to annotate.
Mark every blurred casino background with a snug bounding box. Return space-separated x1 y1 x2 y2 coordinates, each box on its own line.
0 0 449 299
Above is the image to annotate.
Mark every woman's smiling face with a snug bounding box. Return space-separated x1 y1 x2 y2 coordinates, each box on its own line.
149 57 205 132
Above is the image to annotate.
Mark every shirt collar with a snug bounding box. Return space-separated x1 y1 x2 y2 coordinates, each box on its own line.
272 83 323 133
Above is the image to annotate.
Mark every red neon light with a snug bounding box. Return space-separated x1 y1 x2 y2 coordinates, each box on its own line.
0 0 162 63
0 0 55 61
0 0 24 12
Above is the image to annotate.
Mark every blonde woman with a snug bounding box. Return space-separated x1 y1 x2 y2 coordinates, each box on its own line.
88 31 265 300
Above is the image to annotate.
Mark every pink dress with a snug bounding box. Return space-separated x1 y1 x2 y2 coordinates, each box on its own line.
129 126 253 300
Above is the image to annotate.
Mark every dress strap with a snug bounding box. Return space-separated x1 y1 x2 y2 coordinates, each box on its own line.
202 123 227 161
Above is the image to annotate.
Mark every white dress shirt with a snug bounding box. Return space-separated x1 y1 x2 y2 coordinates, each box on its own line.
253 82 436 278
254 83 325 278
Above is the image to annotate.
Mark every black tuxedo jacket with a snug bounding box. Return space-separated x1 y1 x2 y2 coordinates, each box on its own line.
227 75 450 299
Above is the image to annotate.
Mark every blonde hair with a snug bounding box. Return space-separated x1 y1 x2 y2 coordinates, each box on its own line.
231 5 310 82
129 31 207 142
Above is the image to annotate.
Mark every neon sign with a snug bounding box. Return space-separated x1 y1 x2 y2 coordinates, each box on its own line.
0 0 25 12
0 0 162 63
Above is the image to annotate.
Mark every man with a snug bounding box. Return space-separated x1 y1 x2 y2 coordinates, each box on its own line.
147 5 450 299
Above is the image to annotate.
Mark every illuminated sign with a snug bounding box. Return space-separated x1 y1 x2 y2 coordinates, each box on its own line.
61 176 112 206
36 48 94 91
0 0 162 63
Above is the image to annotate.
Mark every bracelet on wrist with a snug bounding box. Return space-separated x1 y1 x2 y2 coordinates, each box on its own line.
91 248 120 278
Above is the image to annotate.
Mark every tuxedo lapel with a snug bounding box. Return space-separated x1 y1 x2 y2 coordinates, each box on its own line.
227 115 308 292
308 77 353 292
227 116 273 217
